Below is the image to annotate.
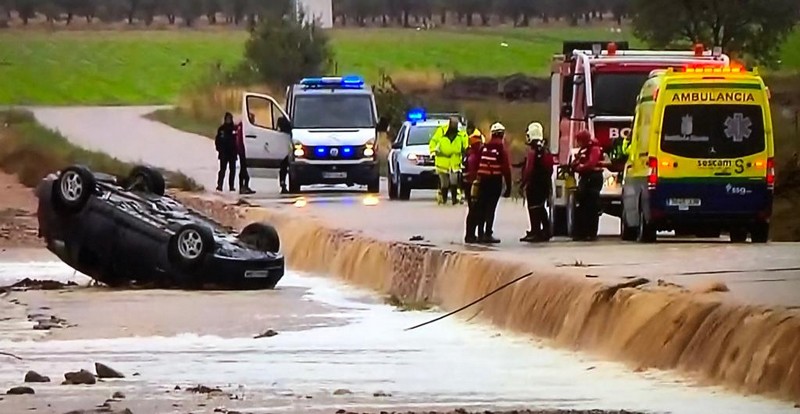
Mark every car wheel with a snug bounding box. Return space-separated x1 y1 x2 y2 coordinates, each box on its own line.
169 223 214 270
54 165 96 213
729 227 748 243
388 171 398 200
367 177 380 194
128 165 166 196
238 222 280 253
398 174 411 200
636 209 656 243
750 221 769 243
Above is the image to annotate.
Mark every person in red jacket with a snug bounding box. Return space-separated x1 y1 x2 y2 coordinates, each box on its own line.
235 113 256 195
466 122 512 244
463 131 483 242
571 129 604 241
520 122 555 242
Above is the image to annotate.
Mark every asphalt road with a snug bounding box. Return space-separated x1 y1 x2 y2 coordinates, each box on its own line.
30 106 800 307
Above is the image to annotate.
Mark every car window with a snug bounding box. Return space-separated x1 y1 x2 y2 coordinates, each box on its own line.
246 96 276 130
292 94 375 129
660 104 766 159
593 72 652 116
406 125 438 146
394 125 407 146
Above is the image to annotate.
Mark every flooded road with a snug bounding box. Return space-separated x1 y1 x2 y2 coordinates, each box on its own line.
0 258 796 414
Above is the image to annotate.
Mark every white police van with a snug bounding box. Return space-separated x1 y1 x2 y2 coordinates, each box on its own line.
387 108 466 200
241 75 389 193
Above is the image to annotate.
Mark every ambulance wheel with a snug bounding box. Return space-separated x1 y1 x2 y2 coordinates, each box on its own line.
636 209 656 243
620 213 637 241
729 228 748 243
750 222 769 244
552 206 568 237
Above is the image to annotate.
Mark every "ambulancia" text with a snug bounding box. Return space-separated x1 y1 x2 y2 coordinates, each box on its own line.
671 92 756 103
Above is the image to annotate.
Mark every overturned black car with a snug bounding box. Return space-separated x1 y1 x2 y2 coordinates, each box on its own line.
35 164 284 289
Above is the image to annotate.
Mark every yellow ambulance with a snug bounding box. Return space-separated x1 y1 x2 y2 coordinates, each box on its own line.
621 64 775 243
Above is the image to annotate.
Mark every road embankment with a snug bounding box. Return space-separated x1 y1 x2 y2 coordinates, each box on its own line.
176 191 800 405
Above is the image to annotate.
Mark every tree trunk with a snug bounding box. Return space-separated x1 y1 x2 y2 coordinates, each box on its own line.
480 13 489 26
127 13 134 24
402 10 408 27
382 15 387 27
168 14 176 24
207 13 216 24
520 13 530 26
85 15 93 23
66 13 73 25
466 13 473 26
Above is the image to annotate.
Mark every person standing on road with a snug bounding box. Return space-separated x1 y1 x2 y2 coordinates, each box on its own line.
571 130 604 241
470 122 512 244
460 121 485 204
520 122 555 242
429 116 468 205
235 113 256 195
216 112 238 192
463 130 484 242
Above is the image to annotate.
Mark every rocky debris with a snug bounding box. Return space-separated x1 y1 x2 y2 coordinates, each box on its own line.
213 409 243 414
6 386 35 395
11 278 78 290
28 313 73 330
24 370 50 383
186 384 231 398
112 391 126 399
372 391 392 397
333 388 353 395
63 369 96 385
63 409 133 414
95 363 125 379
254 329 278 339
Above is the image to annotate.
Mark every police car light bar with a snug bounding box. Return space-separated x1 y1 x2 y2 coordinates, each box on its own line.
407 108 426 122
299 75 365 88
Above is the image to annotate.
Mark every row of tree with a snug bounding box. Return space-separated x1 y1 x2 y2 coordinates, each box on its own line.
1 0 798 65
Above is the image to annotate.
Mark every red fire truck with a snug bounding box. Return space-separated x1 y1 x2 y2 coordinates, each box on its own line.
548 41 731 238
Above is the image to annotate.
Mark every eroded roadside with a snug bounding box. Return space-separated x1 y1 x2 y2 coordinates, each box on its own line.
174 191 800 406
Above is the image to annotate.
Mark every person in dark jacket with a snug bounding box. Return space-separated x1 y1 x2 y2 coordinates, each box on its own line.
571 130 605 241
463 131 484 242
235 113 256 195
216 112 238 192
467 122 512 244
520 122 555 242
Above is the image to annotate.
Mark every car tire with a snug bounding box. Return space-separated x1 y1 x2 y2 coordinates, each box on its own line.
128 165 166 196
388 170 398 200
367 177 380 194
168 223 214 270
398 174 411 200
54 165 96 213
620 212 637 241
729 227 748 243
636 209 657 243
750 221 769 243
238 222 280 253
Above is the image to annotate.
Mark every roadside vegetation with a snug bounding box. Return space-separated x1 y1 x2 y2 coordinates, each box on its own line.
0 110 202 191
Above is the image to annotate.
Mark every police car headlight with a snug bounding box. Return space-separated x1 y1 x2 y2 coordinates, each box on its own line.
364 147 375 157
293 144 305 157
407 153 418 161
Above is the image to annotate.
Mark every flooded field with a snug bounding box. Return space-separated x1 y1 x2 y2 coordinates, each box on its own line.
0 258 796 414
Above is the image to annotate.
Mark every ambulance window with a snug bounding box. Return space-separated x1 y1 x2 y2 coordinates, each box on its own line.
593 73 651 116
638 105 652 153
660 105 765 159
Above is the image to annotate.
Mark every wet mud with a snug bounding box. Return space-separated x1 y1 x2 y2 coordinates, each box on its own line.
176 192 800 404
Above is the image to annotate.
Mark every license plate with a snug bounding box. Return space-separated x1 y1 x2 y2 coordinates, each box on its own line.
668 198 701 210
322 172 347 179
244 270 270 279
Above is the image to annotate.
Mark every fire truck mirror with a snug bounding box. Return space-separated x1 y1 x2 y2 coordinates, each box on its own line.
560 103 572 118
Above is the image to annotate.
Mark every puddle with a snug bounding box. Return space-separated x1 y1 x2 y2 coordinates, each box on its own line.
0 262 795 414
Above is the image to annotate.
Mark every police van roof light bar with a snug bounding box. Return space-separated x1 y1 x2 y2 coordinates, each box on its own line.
299 75 365 89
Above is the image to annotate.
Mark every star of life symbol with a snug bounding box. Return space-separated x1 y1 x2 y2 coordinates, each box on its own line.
724 113 752 142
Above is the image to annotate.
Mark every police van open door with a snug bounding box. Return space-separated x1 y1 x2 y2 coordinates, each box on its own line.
241 92 292 169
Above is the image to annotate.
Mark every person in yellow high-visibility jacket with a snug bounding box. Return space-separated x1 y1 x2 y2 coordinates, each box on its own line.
430 116 469 205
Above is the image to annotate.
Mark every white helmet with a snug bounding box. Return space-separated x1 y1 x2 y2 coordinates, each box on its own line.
489 122 506 134
526 122 544 144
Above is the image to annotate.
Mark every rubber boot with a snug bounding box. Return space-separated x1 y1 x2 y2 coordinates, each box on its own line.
520 208 538 242
539 207 552 241
451 186 459 206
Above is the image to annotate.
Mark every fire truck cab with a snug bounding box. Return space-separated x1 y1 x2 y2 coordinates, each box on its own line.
549 41 731 238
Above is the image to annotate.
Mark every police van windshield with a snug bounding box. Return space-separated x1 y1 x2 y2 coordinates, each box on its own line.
660 105 765 159
592 72 651 116
292 95 375 129
407 126 438 146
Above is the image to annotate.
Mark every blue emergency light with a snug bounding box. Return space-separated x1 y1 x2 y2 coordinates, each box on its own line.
406 108 427 123
299 75 365 89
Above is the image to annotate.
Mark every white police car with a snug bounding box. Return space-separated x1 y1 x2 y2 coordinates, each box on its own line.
241 75 388 194
387 109 466 200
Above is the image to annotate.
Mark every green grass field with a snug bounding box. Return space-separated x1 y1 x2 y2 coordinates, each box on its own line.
2 27 799 105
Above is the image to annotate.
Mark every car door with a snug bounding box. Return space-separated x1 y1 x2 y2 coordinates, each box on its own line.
388 125 407 177
242 93 292 169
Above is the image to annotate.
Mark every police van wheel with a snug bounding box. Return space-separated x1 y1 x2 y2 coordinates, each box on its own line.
750 222 769 244
729 228 748 243
288 174 300 194
367 177 380 194
636 210 656 243
620 213 637 241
